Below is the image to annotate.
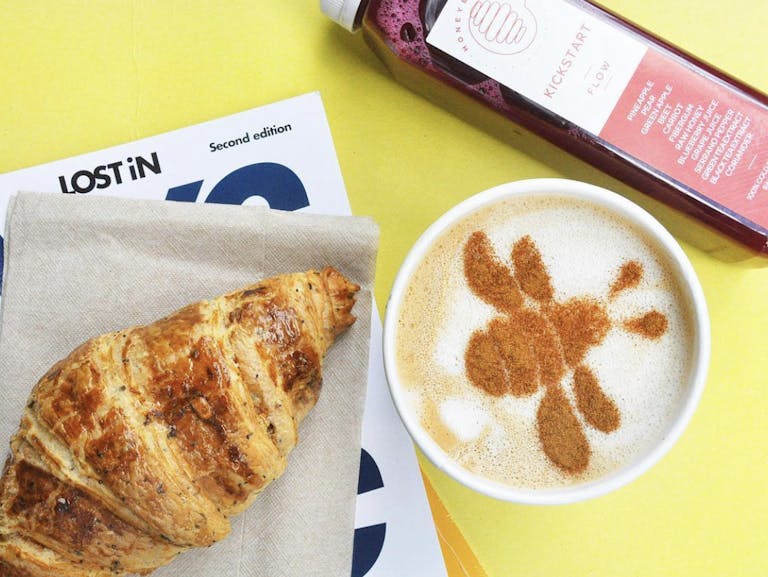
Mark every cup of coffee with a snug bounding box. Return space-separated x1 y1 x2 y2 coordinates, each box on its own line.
382 178 710 504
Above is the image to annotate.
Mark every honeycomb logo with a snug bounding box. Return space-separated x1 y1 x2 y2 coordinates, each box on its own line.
467 0 538 55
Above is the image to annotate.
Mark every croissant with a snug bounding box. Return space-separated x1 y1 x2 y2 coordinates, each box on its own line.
0 267 360 577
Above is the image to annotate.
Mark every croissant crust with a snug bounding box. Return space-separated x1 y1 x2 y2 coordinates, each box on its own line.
0 267 359 576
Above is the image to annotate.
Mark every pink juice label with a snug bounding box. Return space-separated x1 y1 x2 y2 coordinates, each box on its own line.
426 0 768 229
600 50 768 228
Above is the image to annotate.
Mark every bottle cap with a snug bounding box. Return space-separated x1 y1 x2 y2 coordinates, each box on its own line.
320 0 364 32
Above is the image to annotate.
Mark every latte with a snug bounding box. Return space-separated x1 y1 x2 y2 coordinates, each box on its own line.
392 193 696 489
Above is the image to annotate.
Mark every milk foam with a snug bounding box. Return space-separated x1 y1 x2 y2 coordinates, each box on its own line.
395 195 694 489
440 398 489 442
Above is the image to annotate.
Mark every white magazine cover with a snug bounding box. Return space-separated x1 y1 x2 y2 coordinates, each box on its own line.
0 92 447 577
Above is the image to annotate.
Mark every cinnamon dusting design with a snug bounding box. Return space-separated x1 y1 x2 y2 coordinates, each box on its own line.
463 232 668 475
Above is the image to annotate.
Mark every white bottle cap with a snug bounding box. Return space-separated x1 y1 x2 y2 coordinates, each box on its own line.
320 0 364 32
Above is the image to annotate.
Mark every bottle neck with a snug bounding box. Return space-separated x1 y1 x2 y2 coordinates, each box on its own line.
352 0 371 30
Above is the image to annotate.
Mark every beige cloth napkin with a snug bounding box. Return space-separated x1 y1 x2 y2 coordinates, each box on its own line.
0 192 379 577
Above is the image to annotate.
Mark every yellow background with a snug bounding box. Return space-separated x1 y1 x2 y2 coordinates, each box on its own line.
2 1 767 576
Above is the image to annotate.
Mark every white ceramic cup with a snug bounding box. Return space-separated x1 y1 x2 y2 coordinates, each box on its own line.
382 178 710 504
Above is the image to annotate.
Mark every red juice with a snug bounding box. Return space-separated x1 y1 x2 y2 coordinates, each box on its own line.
322 0 768 259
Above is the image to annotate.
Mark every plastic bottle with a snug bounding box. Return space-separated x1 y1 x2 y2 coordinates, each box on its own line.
321 0 768 259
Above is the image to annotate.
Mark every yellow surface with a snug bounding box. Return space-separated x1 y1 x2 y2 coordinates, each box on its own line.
2 1 767 576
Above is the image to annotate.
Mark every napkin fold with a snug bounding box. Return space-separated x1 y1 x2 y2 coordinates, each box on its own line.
0 192 379 577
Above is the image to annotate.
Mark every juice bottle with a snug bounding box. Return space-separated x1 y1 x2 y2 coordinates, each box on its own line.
320 0 768 259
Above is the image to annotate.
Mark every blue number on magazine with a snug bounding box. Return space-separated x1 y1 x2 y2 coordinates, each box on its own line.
166 162 309 211
166 162 385 576
353 449 386 577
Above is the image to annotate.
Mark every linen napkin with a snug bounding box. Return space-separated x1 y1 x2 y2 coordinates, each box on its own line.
0 192 379 577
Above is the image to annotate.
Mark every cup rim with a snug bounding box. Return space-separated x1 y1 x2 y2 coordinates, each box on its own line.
382 178 711 505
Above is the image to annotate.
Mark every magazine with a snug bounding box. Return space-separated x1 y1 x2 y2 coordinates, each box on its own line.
0 91 447 577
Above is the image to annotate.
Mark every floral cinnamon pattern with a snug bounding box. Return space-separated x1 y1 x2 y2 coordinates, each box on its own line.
463 231 668 474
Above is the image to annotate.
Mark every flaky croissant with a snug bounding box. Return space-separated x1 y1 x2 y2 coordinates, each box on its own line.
0 267 360 577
